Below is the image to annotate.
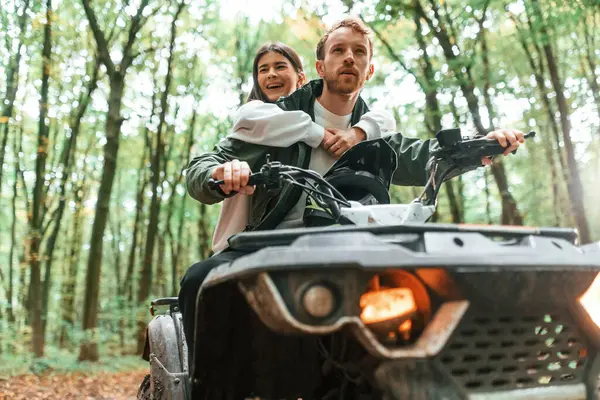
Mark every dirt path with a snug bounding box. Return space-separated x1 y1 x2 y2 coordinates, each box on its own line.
0 369 147 400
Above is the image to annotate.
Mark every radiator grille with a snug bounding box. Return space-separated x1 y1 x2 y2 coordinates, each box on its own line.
437 310 589 391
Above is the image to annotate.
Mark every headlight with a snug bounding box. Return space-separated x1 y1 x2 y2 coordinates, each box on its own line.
579 272 600 327
359 273 429 343
360 287 416 325
302 283 337 319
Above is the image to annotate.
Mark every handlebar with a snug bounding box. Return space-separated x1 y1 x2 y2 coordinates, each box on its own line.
207 129 536 218
432 130 536 167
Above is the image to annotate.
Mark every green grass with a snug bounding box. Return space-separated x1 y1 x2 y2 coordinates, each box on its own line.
0 346 147 378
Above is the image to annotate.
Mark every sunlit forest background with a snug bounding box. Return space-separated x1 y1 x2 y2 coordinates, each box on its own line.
0 0 598 367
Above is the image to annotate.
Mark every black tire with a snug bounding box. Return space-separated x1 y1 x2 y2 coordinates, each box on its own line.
137 374 151 400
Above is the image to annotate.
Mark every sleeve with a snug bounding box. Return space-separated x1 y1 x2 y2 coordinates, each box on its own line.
385 133 479 187
185 137 270 205
353 109 396 140
229 101 324 148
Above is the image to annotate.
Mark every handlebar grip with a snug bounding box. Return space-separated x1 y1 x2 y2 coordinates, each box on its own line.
466 130 536 157
207 178 222 190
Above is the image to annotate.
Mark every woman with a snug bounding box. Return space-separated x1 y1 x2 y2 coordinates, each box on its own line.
211 42 395 252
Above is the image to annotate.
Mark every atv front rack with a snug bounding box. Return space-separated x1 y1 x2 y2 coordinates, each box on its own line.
228 222 579 252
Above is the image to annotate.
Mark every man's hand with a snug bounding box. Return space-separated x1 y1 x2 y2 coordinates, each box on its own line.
321 127 366 158
481 128 526 166
210 159 255 195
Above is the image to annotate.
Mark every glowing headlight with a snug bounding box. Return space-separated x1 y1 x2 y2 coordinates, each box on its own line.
360 287 416 325
580 272 600 327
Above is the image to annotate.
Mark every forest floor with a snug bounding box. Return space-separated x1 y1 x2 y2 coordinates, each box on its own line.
0 369 147 399
0 351 148 400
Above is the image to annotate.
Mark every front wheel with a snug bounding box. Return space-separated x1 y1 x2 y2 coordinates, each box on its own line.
137 374 151 400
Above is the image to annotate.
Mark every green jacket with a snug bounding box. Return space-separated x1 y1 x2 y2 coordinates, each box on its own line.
186 79 458 231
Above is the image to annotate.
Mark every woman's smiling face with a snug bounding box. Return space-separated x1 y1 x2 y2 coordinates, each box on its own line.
257 51 305 102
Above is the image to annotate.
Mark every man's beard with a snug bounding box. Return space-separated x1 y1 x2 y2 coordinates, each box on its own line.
323 70 365 95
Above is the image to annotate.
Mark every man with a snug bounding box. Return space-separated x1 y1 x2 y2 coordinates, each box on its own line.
180 17 524 367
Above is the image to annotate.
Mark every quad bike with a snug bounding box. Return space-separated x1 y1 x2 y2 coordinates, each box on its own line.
138 129 600 400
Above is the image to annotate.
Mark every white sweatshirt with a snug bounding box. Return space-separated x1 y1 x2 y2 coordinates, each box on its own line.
211 100 396 252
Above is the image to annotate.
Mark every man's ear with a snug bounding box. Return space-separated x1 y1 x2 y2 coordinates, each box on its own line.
366 63 375 81
297 72 307 88
316 60 325 78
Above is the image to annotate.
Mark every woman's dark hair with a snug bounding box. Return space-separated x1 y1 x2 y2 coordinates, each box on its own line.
247 42 304 103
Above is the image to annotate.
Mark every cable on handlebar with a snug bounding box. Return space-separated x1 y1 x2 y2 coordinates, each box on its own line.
283 173 351 208
287 166 351 207
430 165 458 206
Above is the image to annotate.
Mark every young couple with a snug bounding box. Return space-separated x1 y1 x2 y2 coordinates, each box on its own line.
180 17 526 364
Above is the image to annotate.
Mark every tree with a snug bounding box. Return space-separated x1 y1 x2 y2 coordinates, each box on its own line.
29 0 53 357
137 1 187 354
527 0 591 243
411 0 524 225
0 0 30 196
79 0 154 361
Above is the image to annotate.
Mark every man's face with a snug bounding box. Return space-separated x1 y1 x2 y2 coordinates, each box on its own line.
316 27 374 95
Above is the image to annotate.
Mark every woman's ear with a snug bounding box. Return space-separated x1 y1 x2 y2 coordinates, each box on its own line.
315 60 325 78
296 72 307 88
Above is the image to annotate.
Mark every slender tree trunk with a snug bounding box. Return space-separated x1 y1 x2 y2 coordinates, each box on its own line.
40 58 99 347
58 171 88 349
370 17 463 221
136 3 185 353
8 127 23 324
124 111 153 305
110 207 124 348
480 15 523 226
414 0 523 225
80 77 125 361
0 0 30 194
580 13 600 122
167 111 196 294
172 194 188 295
29 0 53 357
79 0 151 362
509 12 571 225
198 204 211 260
483 169 492 224
155 236 166 297
530 0 591 243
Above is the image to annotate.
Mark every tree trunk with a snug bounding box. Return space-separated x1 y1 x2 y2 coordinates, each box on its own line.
80 77 125 361
509 12 571 225
0 0 30 195
28 0 53 357
58 170 88 349
7 127 23 324
155 235 166 297
580 12 600 122
370 17 463 222
198 204 211 260
79 0 151 361
172 194 188 295
480 14 523 226
414 0 523 225
530 0 591 243
40 57 99 348
167 111 196 294
136 3 184 354
124 109 153 305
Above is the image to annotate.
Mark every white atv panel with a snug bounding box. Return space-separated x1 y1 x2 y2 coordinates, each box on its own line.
341 202 436 226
